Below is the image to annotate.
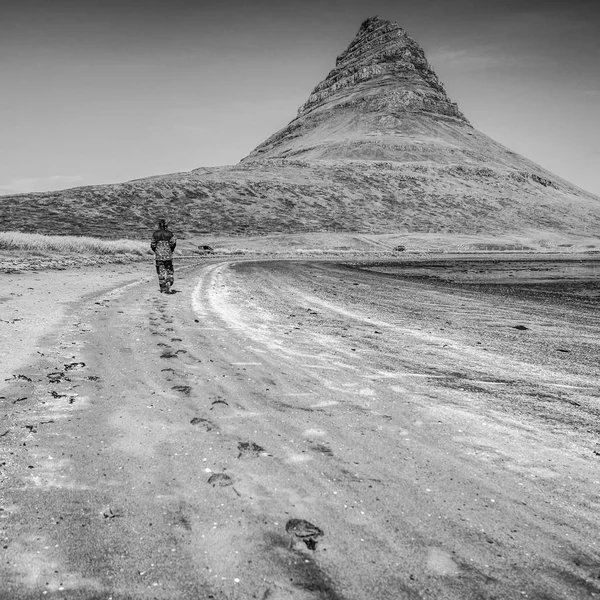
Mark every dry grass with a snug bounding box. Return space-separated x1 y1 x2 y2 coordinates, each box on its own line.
0 231 149 256
188 232 600 256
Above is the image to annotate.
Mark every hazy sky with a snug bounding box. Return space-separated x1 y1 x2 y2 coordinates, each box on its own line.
1 0 598 196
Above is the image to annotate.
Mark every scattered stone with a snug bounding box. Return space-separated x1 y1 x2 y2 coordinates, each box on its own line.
531 174 558 189
49 390 67 399
285 518 324 550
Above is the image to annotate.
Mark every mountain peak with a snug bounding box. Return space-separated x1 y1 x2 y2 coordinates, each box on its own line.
354 15 392 36
296 15 463 119
244 16 468 161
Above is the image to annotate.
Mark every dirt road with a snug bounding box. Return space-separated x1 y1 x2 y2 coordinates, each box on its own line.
1 258 599 599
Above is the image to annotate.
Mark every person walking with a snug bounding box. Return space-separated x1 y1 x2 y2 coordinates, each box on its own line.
151 219 177 293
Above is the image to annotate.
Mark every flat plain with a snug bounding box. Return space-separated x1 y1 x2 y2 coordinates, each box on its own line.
1 252 598 599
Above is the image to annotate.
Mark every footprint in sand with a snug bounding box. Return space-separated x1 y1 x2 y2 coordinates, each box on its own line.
47 372 70 383
6 374 32 383
237 441 269 459
285 519 324 550
207 472 241 496
190 417 217 431
207 472 233 487
64 362 85 371
210 398 229 410
172 385 192 395
311 443 334 456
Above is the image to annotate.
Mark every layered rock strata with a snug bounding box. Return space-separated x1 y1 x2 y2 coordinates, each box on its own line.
298 16 465 120
244 16 470 162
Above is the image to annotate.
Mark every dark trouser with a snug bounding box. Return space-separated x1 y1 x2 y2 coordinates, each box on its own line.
155 260 174 290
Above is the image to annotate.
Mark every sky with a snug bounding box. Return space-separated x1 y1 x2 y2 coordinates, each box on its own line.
1 0 598 196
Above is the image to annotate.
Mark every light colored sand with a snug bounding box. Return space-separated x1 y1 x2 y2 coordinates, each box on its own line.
1 257 599 598
0 265 149 379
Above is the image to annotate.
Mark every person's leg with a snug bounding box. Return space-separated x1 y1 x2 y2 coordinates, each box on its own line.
156 261 167 292
165 260 174 292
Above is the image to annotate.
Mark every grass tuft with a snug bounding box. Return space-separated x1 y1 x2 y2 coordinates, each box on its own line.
0 231 150 255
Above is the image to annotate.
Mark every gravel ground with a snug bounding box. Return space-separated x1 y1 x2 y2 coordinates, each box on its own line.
0 256 599 599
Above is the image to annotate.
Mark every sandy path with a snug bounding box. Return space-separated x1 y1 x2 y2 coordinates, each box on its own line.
0 259 599 599
0 264 152 378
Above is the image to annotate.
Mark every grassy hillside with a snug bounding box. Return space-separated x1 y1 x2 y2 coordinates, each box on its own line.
2 159 599 240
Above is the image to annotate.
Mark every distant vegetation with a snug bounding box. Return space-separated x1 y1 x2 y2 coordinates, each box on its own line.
0 231 149 255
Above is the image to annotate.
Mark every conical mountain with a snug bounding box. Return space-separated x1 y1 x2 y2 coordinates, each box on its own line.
2 16 599 242
244 15 471 162
242 16 565 173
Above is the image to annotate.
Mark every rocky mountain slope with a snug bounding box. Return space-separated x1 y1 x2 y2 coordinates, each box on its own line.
244 16 470 162
2 16 599 240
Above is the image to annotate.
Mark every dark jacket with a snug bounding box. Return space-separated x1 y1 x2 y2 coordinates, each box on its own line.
151 228 177 261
